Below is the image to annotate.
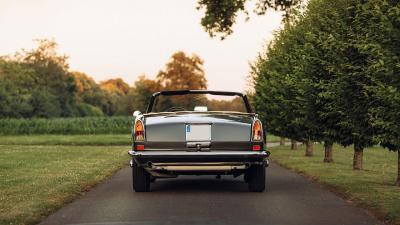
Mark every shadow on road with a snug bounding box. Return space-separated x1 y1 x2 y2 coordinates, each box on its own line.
150 175 249 192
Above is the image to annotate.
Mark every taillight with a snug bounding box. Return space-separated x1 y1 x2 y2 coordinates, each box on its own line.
252 145 261 151
252 119 263 141
134 120 145 141
136 144 145 151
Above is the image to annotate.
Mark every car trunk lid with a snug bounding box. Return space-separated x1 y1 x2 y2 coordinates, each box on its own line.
143 112 254 151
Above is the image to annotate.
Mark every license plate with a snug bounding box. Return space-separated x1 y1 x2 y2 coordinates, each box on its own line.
185 124 211 141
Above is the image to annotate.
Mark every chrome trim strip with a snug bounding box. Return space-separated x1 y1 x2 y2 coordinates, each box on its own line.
151 165 247 171
151 162 247 166
128 150 268 157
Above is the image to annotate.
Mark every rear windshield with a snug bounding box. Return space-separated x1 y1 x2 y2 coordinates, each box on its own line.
151 94 248 113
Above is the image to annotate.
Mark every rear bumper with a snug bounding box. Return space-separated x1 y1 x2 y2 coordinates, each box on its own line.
128 150 269 173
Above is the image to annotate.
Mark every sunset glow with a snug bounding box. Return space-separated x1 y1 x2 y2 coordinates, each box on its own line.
0 0 283 91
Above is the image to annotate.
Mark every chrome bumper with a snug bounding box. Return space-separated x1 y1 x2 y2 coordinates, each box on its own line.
149 162 248 171
128 150 269 157
128 150 269 172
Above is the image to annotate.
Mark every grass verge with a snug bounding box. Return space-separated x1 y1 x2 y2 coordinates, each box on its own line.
271 144 400 225
266 134 281 143
0 134 131 146
0 145 130 225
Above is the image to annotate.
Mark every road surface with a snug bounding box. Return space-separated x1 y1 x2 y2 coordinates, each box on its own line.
40 162 382 225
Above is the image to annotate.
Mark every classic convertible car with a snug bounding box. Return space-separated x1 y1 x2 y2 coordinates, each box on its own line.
128 90 270 192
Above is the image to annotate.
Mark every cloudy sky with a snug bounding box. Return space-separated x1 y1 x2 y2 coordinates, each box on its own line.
0 0 283 92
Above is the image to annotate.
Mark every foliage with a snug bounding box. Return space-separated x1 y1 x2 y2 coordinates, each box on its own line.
0 40 213 117
0 116 131 135
155 51 208 110
196 0 302 39
356 0 400 153
157 51 207 91
0 60 37 117
100 78 130 95
72 71 108 116
252 0 400 173
0 39 75 118
207 97 247 112
116 75 162 114
19 39 78 117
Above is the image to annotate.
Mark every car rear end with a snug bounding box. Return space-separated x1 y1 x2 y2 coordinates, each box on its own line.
129 112 269 192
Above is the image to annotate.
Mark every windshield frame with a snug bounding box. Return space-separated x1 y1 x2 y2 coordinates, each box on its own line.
146 90 253 113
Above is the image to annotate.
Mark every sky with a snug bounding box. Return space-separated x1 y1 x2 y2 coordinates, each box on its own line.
0 0 283 93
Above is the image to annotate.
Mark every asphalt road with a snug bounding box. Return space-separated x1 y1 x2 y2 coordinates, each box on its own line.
39 162 383 225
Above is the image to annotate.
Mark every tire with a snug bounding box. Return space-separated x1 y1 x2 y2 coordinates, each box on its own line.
247 165 266 192
244 172 249 183
132 162 150 192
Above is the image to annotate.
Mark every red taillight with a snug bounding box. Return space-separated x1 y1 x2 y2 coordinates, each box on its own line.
252 120 263 141
136 144 145 151
134 120 145 141
252 145 261 151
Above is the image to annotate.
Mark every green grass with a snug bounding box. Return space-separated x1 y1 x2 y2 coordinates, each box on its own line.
0 116 132 135
0 134 131 146
271 144 400 224
266 134 281 143
0 145 130 225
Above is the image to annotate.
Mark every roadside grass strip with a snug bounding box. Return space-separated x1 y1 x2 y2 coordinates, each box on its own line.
0 145 129 225
271 144 400 225
266 135 281 143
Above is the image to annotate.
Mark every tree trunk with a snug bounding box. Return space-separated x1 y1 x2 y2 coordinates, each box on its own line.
323 141 333 163
305 139 313 157
290 139 297 150
396 150 400 187
279 137 285 146
353 145 363 170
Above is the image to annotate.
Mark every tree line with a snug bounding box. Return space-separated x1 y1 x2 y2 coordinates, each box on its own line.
251 0 400 185
0 40 244 118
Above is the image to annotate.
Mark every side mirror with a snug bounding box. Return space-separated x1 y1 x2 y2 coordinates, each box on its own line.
133 111 141 117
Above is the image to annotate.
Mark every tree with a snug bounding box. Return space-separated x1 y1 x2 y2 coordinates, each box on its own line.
116 75 162 115
17 39 78 117
72 71 107 116
0 59 35 118
100 78 129 95
100 78 130 115
156 51 207 109
290 0 353 162
252 0 378 166
356 0 400 184
252 20 318 156
196 0 302 39
253 0 400 175
157 51 207 90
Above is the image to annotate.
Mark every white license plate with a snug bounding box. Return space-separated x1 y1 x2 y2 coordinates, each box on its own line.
185 124 211 141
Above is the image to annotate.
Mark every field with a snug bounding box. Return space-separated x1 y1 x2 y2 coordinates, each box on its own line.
271 144 400 224
0 134 131 146
0 144 129 225
0 116 132 135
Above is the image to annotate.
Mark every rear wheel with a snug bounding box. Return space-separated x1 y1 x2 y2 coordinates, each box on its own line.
132 162 150 192
246 165 266 192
